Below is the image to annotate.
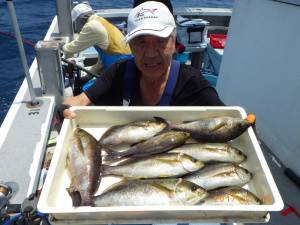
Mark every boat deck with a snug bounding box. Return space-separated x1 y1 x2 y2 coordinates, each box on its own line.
247 141 300 225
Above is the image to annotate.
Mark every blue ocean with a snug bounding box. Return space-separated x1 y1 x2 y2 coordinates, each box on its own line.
0 0 233 124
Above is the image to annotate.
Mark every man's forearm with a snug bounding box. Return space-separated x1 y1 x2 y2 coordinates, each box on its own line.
63 92 91 106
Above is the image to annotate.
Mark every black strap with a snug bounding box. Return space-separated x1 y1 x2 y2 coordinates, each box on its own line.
159 60 180 106
122 58 136 106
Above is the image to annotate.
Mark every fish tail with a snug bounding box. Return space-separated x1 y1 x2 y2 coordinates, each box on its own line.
81 193 94 206
66 188 82 207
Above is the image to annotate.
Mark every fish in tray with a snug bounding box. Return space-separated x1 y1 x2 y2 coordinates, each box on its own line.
98 118 167 148
183 163 252 190
93 178 208 206
168 114 256 142
168 143 246 163
101 153 204 179
201 186 262 205
105 131 190 160
66 128 102 206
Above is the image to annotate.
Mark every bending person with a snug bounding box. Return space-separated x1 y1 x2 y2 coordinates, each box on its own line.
63 2 132 75
58 1 224 119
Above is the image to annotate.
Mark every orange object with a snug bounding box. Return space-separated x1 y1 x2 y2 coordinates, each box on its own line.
245 114 256 124
210 34 227 49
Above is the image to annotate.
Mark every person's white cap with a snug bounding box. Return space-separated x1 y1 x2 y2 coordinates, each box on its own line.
71 3 93 21
125 1 176 43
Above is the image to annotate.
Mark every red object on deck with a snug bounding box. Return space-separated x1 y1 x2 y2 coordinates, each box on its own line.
281 204 300 218
210 34 227 49
176 43 186 53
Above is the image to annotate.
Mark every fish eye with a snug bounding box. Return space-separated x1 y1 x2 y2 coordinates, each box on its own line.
191 158 197 163
191 185 198 192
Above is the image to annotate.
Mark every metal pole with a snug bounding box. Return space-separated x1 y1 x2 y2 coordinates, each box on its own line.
56 0 74 40
6 0 38 105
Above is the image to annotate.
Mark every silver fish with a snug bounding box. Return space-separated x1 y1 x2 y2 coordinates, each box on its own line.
102 153 204 178
107 131 190 159
66 128 101 206
94 179 208 206
170 114 256 142
98 119 167 147
169 143 246 163
202 186 262 205
184 163 252 190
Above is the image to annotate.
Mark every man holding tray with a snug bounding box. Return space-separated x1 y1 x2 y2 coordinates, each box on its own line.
58 1 224 120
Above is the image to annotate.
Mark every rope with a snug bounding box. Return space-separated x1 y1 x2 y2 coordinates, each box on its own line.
0 31 35 47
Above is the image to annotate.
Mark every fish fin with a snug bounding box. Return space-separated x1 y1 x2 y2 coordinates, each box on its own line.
210 122 226 132
103 152 123 161
102 155 128 165
99 144 116 154
66 188 82 207
182 120 194 123
174 178 183 191
153 116 171 134
109 156 140 166
154 116 169 124
101 164 112 175
66 154 70 168
149 181 175 198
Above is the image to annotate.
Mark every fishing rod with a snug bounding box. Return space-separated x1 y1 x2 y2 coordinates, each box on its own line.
61 58 99 78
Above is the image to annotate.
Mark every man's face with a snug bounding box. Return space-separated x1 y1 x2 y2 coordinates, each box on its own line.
130 35 176 81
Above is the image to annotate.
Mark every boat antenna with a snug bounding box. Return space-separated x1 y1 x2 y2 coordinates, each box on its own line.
6 0 38 105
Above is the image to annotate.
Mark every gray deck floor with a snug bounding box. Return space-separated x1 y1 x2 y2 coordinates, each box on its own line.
246 141 300 225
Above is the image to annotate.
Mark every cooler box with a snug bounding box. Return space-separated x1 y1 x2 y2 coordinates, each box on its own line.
176 16 209 47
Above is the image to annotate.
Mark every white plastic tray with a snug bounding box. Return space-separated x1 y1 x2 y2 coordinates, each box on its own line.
38 106 283 224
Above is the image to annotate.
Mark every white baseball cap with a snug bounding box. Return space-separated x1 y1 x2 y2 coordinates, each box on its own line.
71 3 93 21
125 1 176 43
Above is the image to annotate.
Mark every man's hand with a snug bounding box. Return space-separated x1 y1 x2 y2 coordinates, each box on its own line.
63 108 77 119
56 104 76 120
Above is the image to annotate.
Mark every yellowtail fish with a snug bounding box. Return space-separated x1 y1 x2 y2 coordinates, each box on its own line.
169 114 256 142
107 131 190 160
201 186 262 205
98 118 167 147
169 143 246 163
94 179 208 206
102 153 204 178
66 128 101 206
183 163 252 190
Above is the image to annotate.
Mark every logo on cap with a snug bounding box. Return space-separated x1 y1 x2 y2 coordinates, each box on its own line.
135 8 158 21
